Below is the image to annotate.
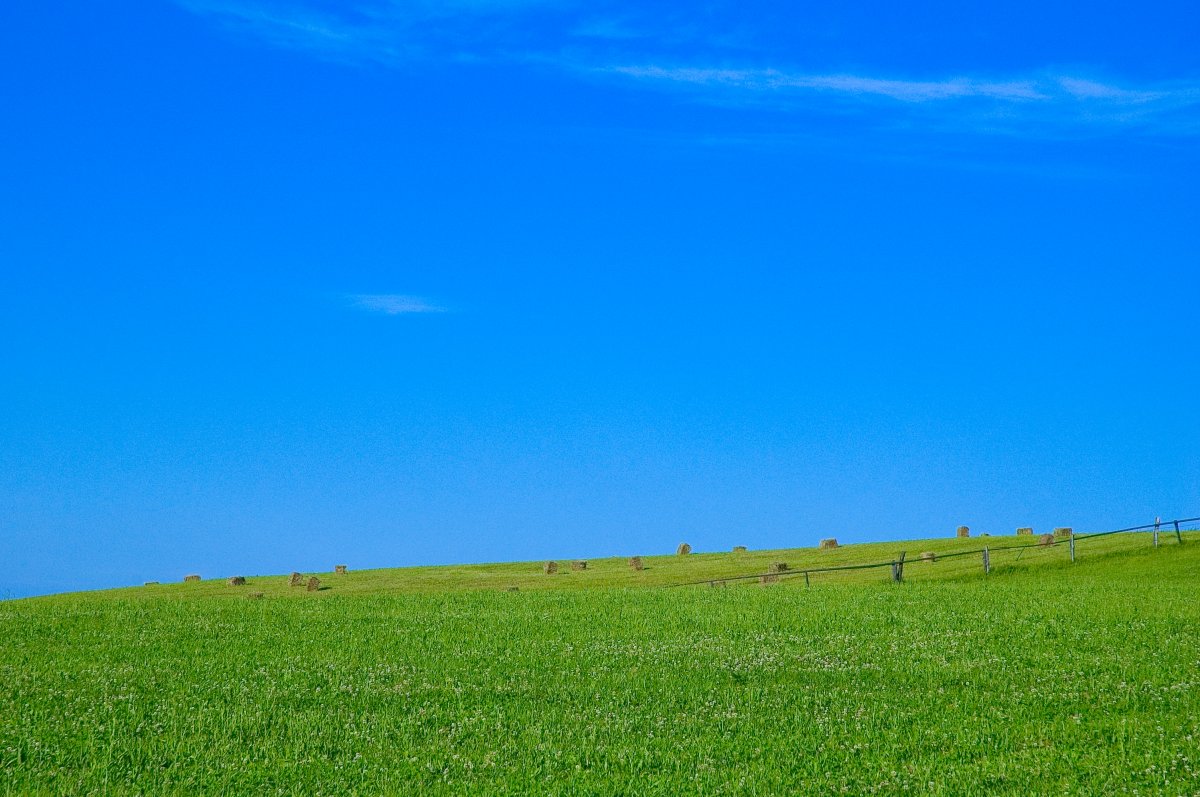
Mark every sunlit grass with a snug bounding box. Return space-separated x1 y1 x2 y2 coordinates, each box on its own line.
2 534 1197 794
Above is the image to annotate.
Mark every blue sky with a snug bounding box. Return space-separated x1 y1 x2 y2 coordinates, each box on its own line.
2 0 1198 598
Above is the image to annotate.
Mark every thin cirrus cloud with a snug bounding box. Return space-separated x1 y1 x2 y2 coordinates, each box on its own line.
176 0 1200 136
602 65 1200 134
605 65 1052 103
349 294 446 315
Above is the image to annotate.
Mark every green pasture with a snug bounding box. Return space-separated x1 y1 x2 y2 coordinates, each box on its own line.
2 532 1198 794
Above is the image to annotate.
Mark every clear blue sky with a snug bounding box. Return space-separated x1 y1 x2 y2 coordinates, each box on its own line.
2 0 1197 598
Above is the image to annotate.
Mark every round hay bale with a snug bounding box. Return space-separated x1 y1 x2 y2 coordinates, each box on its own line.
144 581 159 586
1016 527 1033 536
732 545 747 553
506 586 519 592
819 538 838 550
183 574 201 583
1053 526 1073 539
920 551 936 562
227 576 246 586
768 562 789 574
570 560 588 571
288 572 304 587
676 542 692 556
247 591 264 600
543 561 558 575
1039 533 1055 547
334 565 348 575
306 576 320 592
628 556 643 571
759 574 779 585
956 526 970 538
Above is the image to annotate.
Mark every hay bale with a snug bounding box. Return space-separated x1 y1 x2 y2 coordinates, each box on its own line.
1053 526 1073 539
1016 527 1033 535
334 565 348 575
732 545 747 553
628 556 643 571
920 551 936 562
710 580 727 588
306 576 320 592
956 526 970 538
570 560 588 571
227 576 246 586
144 581 159 586
506 586 519 592
1039 533 1055 547
247 592 264 600
543 561 558 575
676 542 692 555
184 574 201 583
819 538 838 549
759 574 779 585
768 562 789 574
288 571 304 587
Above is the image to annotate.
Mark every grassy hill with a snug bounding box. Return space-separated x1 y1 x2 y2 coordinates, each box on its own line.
3 531 1198 794
70 526 1198 597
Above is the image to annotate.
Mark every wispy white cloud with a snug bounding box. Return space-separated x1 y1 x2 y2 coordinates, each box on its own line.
176 1 407 64
176 0 568 66
607 65 1051 102
1056 77 1166 103
176 0 1200 137
602 64 1200 134
349 294 446 315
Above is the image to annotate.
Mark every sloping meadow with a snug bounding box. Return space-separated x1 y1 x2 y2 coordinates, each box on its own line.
3 544 1198 794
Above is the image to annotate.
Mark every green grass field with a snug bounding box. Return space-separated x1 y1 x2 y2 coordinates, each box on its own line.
3 532 1199 795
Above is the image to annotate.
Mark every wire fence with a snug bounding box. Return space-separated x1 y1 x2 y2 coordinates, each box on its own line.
668 516 1200 589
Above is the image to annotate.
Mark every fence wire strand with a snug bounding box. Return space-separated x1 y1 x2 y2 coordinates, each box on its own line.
668 516 1199 589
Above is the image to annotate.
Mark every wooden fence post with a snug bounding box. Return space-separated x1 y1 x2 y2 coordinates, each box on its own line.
1175 520 1183 545
982 546 990 575
1069 531 1076 563
804 571 810 588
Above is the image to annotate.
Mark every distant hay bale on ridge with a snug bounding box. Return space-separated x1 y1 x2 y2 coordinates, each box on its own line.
628 556 643 571
1039 533 1055 547
768 562 789 574
306 576 320 592
227 576 246 586
571 560 588 571
819 538 838 550
920 551 936 562
1017 527 1033 536
676 542 692 556
543 561 558 575
288 572 304 587
184 574 201 583
732 545 747 553
1054 527 1073 539
956 526 970 538
334 565 348 575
